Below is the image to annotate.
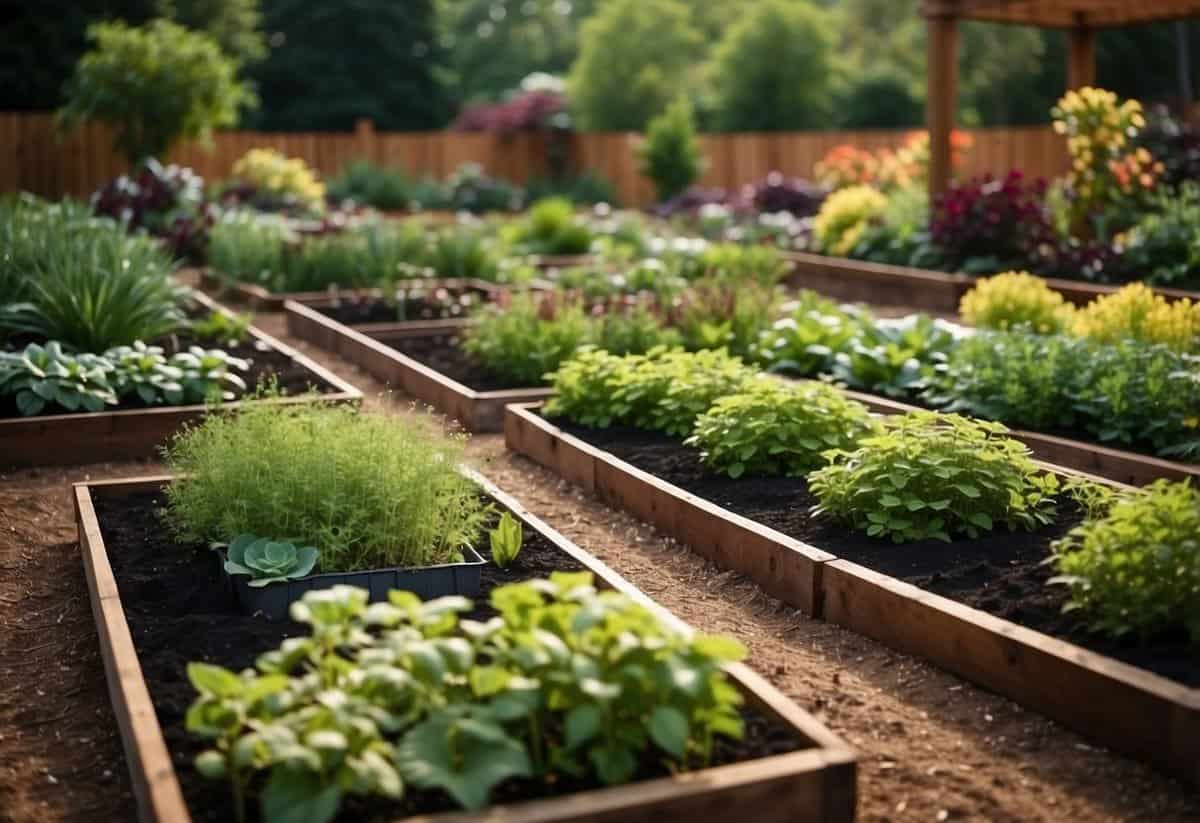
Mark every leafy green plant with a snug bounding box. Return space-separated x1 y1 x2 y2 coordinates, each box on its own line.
107 342 250 406
639 96 704 203
207 214 288 287
668 280 781 357
488 512 523 569
958 271 1075 333
667 242 786 287
1121 182 1200 287
58 19 254 165
463 294 592 386
0 196 96 311
545 347 756 436
188 573 747 821
506 197 594 256
0 342 117 415
1050 479 1200 644
830 313 960 398
686 377 877 478
0 221 186 351
749 291 864 376
596 303 682 355
191 309 252 345
427 224 503 281
809 411 1060 543
221 533 319 587
164 402 489 572
328 159 419 210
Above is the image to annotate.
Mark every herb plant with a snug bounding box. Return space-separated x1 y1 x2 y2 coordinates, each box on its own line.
207 214 287 287
1050 479 1199 644
221 534 319 587
506 197 594 256
463 294 592 386
164 402 489 572
488 512 523 569
188 574 747 821
686 378 876 478
191 310 252 345
809 411 1060 543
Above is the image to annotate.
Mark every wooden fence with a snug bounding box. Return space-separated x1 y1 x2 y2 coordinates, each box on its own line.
0 113 1067 207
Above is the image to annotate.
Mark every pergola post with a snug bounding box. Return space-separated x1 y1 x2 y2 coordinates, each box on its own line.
925 4 959 200
1067 21 1097 89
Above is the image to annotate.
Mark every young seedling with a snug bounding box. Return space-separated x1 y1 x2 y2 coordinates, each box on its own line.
489 511 523 569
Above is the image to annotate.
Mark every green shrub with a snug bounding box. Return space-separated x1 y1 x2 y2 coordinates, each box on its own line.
164 402 488 571
463 294 592 386
666 242 785 287
668 280 781 357
1051 480 1200 643
849 184 936 267
639 97 704 203
526 172 619 207
58 19 253 166
829 313 960 398
545 347 755 436
0 219 185 351
427 225 505 281
749 291 864 376
1121 182 1200 288
207 214 287 286
809 411 1060 543
507 197 594 256
686 378 876 478
188 573 747 819
327 159 417 211
596 304 682 355
812 185 887 256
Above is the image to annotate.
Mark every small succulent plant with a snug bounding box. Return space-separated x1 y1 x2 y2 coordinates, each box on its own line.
221 534 319 587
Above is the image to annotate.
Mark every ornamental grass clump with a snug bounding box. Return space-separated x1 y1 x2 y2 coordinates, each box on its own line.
809 411 1060 543
1050 480 1200 644
163 402 488 571
959 271 1075 333
686 377 877 478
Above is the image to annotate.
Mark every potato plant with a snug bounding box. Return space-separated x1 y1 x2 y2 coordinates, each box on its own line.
188 574 748 822
809 411 1060 543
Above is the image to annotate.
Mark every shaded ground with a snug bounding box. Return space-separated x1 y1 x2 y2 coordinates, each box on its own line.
0 307 1196 823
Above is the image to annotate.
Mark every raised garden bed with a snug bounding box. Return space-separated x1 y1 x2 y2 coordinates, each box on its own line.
841 390 1200 486
782 251 1200 313
75 471 857 823
505 402 1200 786
198 270 512 314
286 300 551 431
0 292 361 468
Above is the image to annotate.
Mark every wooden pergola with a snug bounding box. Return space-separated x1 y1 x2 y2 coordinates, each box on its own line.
922 0 1200 197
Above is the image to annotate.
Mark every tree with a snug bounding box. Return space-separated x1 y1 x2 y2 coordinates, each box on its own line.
838 67 923 129
158 0 267 66
709 0 836 131
249 0 447 130
58 19 254 166
639 96 704 202
568 0 703 131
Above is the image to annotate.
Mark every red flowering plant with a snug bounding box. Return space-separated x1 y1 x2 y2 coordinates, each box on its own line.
452 90 567 134
929 170 1056 274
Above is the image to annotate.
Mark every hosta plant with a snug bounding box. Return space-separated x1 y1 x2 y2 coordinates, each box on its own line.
188 574 747 821
0 342 117 415
220 533 319 587
107 342 249 405
829 313 961 398
686 377 877 478
1050 479 1199 644
959 271 1074 333
809 411 1060 543
749 291 865 376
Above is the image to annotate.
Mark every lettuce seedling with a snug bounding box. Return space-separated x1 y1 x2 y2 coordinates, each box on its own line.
489 512 523 569
223 533 319 587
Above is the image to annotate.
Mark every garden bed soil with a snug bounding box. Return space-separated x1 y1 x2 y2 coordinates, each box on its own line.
386 332 520 393
81 477 853 822
312 291 485 325
554 419 1195 687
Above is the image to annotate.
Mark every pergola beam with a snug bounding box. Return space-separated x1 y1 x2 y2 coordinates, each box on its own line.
926 8 959 199
1067 22 1098 89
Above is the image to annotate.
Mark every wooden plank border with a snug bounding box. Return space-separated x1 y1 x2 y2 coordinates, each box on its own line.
285 300 551 432
76 474 857 823
197 271 512 313
782 251 1200 311
503 402 1200 786
0 292 362 468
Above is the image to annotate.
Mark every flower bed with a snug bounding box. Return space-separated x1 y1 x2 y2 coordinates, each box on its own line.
74 471 856 823
0 292 360 467
504 403 1200 786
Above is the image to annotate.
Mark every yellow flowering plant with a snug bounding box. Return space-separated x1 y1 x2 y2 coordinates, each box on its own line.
959 271 1075 334
812 184 888 256
1051 87 1163 236
231 148 326 213
1071 282 1200 353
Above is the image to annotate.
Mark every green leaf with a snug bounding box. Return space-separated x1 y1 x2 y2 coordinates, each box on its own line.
955 484 981 499
397 714 531 811
590 743 637 786
261 767 343 823
187 662 241 698
565 703 601 749
648 705 689 758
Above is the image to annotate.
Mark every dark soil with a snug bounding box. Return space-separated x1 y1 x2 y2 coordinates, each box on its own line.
0 330 336 420
553 418 1198 687
94 490 802 822
314 290 486 325
388 333 526 392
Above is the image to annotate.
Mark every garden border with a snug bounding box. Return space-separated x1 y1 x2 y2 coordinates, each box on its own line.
74 471 857 823
285 300 551 432
782 251 1200 312
0 292 362 469
503 402 1200 786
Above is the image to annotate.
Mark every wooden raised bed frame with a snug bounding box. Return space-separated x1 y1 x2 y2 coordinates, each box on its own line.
783 251 1200 313
285 300 550 432
504 402 1200 787
0 292 361 469
198 271 512 313
75 472 857 823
